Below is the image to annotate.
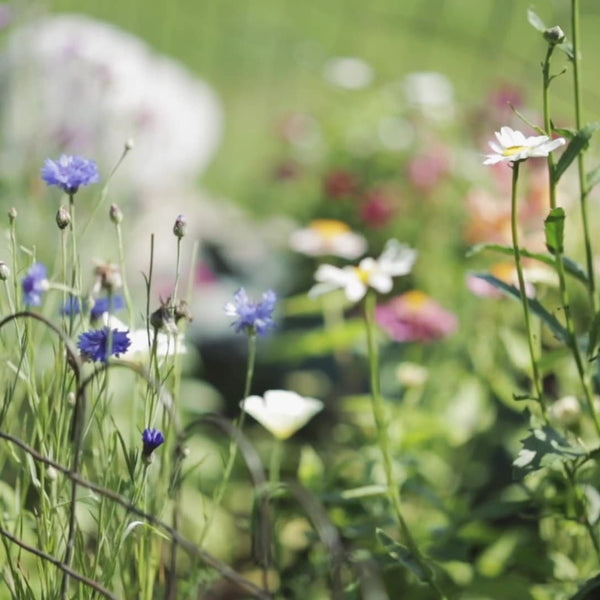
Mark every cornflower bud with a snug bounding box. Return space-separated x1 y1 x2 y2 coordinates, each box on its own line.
109 203 123 225
56 205 71 230
173 214 186 239
8 207 17 223
0 261 10 281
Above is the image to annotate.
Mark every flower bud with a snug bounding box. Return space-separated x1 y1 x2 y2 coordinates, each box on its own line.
109 203 123 225
173 214 186 239
46 466 58 481
544 26 565 45
550 395 581 428
56 205 71 230
8 207 17 223
125 138 135 151
0 261 10 281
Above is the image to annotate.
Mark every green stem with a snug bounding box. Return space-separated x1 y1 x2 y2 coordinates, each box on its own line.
572 0 597 312
364 291 446 600
197 332 257 545
115 222 135 329
510 163 545 412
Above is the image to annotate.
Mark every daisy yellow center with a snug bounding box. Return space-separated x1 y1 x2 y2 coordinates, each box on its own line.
502 145 527 157
355 266 372 283
403 290 429 307
310 219 350 240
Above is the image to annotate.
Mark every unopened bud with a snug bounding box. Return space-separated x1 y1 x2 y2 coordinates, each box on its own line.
550 395 581 428
8 207 17 223
173 214 186 239
46 466 58 481
66 392 76 407
0 262 10 281
109 203 123 225
544 26 565 45
56 206 71 230
125 138 135 151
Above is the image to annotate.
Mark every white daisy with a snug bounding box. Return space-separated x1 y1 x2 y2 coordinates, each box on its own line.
483 126 565 165
309 239 417 302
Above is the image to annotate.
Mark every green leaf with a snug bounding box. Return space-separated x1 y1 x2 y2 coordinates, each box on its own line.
376 528 432 582
514 426 585 475
553 121 600 184
570 573 600 600
586 165 600 191
552 125 577 139
588 311 600 359
544 207 565 254
527 9 546 32
467 243 587 285
471 273 569 344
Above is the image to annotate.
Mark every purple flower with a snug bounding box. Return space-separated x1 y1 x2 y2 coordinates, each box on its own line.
22 262 49 306
142 428 165 459
41 154 100 195
61 296 82 315
90 295 126 320
224 288 277 336
78 327 131 362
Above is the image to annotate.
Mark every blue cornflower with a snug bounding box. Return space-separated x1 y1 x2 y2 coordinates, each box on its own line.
224 288 277 336
22 262 49 306
41 154 100 195
77 327 131 363
90 295 126 320
61 296 83 315
142 428 165 460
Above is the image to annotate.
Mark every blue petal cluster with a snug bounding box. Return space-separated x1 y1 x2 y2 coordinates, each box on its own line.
77 327 131 363
41 154 100 195
90 295 126 319
225 288 277 336
61 294 126 319
142 428 165 458
22 263 49 306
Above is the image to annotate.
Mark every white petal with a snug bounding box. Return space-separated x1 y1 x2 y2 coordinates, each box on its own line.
377 240 417 276
345 278 367 302
369 272 393 293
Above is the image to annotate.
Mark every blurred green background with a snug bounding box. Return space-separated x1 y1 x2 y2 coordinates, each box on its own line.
44 0 600 202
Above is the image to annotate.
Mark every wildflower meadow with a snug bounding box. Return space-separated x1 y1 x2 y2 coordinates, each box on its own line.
3 1 600 599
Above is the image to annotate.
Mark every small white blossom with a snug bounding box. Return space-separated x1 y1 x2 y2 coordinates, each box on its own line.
483 126 566 165
289 219 367 260
241 390 324 440
309 239 417 302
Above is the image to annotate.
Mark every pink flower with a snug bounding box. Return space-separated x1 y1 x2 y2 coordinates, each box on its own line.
360 188 398 228
323 169 358 199
375 290 458 343
406 146 451 193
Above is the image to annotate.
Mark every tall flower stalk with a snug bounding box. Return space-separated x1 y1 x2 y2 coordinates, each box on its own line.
364 291 445 600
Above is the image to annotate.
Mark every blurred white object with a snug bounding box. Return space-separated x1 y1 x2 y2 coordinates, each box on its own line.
289 219 367 259
0 14 223 191
323 56 374 90
403 71 454 121
241 390 324 439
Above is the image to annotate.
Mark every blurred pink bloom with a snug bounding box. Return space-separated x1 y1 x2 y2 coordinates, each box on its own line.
323 169 359 199
360 188 398 228
375 290 458 343
406 145 451 193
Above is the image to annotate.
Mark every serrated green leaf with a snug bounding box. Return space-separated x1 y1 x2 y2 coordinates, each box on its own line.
569 573 600 600
527 9 546 32
544 207 565 254
514 426 585 475
467 243 587 285
376 528 432 582
553 121 600 184
472 273 569 344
